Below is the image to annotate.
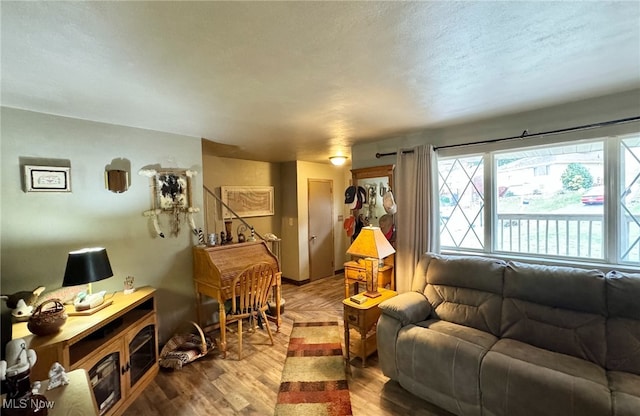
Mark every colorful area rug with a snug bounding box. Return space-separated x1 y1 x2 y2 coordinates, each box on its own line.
275 321 353 416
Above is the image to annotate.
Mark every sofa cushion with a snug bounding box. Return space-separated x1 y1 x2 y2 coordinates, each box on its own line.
481 339 611 416
421 253 506 336
396 321 498 416
502 261 607 366
606 271 640 375
608 371 640 416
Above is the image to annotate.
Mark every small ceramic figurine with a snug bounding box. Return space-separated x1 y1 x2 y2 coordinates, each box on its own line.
124 276 135 295
47 362 69 390
1 287 46 319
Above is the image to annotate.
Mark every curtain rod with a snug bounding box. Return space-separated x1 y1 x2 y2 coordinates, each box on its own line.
375 115 640 158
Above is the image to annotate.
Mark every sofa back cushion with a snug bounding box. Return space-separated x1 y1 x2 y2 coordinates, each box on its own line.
415 253 506 337
606 270 640 375
502 261 607 366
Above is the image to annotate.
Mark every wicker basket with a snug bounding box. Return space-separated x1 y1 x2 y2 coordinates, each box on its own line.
27 299 67 336
159 321 214 369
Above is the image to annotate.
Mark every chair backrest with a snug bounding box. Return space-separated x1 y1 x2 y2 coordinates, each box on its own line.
230 262 276 315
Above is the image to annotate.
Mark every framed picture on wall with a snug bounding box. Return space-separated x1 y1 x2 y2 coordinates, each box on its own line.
24 165 71 192
221 186 274 219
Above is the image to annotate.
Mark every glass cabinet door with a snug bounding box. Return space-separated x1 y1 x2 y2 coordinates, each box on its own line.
128 324 157 388
89 352 122 416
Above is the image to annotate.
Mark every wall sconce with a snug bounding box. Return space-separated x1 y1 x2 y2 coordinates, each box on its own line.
105 158 131 193
105 170 129 193
329 156 348 166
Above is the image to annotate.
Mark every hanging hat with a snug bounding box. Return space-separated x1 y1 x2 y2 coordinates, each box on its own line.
344 186 356 204
344 215 355 237
379 214 394 240
383 190 397 214
355 186 367 209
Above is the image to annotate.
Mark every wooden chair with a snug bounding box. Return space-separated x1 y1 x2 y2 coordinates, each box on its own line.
225 262 276 359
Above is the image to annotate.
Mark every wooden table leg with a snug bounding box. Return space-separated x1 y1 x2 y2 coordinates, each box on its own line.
360 326 367 367
344 323 350 365
275 280 281 333
219 300 227 358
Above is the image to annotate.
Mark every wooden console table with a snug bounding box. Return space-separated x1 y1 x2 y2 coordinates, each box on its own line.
12 287 158 416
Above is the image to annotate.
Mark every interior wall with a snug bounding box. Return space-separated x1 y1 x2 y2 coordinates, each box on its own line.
200 153 281 242
0 107 204 342
352 89 640 169
280 161 299 280
294 161 350 282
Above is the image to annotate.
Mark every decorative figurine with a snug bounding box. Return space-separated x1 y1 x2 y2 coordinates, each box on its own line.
124 276 135 295
46 362 69 390
1 287 46 320
0 338 48 415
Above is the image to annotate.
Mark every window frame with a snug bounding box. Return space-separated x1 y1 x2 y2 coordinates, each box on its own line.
435 121 640 272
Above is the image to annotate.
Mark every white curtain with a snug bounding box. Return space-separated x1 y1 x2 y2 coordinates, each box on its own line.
394 144 438 292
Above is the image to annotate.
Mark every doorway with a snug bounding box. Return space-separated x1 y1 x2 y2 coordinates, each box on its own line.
308 179 334 280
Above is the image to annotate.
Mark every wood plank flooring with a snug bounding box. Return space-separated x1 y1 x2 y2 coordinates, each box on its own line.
123 274 453 416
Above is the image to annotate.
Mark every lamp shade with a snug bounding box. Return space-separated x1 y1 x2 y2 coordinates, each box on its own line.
62 247 113 287
347 226 396 259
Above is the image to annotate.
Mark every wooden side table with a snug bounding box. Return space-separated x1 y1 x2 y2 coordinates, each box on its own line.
343 260 394 298
343 288 397 367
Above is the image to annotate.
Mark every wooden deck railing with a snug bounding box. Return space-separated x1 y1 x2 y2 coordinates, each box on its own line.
496 213 639 262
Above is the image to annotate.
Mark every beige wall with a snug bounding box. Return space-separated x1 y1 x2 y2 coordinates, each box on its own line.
201 154 281 241
1 107 203 342
293 161 350 282
352 89 640 169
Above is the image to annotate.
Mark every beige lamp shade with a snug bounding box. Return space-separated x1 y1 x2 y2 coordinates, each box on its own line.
347 226 396 259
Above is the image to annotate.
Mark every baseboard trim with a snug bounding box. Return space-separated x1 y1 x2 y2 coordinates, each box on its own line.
282 277 310 286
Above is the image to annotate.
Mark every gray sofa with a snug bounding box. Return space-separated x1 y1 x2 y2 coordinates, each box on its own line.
377 253 640 416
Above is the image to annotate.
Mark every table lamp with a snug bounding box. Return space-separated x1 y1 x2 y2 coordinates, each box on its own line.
62 247 114 314
347 226 396 298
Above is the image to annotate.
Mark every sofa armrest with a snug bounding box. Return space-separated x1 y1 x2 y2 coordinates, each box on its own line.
379 291 432 326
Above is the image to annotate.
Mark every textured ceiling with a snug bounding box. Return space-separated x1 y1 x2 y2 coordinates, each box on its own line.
2 1 639 163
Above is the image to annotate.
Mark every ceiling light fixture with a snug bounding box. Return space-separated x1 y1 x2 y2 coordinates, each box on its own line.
329 156 348 166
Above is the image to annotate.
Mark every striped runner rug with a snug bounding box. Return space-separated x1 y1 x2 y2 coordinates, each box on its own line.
275 320 353 416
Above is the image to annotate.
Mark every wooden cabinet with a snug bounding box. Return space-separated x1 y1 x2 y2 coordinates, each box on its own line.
12 287 158 416
342 288 397 367
343 259 394 298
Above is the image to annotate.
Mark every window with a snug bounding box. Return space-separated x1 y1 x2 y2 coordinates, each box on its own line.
437 132 640 267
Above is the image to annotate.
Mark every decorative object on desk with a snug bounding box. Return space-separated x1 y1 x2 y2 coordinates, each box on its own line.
27 299 67 336
237 224 248 243
346 226 396 298
0 339 48 416
1 287 46 321
195 227 205 246
275 320 352 416
224 220 233 243
220 230 226 244
158 321 214 370
123 276 135 295
139 168 200 238
62 247 114 315
46 362 69 390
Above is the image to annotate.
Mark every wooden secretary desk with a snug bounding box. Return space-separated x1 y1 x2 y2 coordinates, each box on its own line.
192 241 282 357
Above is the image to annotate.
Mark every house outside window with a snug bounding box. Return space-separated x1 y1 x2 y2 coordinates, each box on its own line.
437 130 640 268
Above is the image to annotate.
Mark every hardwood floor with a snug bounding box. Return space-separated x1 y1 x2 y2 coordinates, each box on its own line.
124 274 453 416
